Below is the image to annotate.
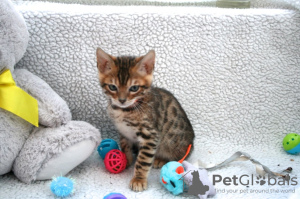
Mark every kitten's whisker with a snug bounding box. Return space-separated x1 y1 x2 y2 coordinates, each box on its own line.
135 103 146 118
142 101 154 112
107 102 113 111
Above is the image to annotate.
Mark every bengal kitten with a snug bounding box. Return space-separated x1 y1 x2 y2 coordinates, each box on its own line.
96 48 195 192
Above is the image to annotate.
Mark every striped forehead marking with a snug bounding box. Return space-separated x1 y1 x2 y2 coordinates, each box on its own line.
115 56 137 85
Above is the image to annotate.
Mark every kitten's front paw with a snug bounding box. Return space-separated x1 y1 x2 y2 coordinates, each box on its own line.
129 178 147 192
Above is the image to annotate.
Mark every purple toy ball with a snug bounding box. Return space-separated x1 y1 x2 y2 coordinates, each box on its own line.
103 192 127 199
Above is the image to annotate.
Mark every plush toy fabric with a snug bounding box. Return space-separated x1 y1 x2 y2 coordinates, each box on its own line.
0 0 101 183
160 161 185 196
0 0 28 70
160 160 216 198
181 161 216 199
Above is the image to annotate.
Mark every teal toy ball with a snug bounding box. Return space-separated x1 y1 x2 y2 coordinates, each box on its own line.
283 133 300 155
50 177 74 197
98 139 119 159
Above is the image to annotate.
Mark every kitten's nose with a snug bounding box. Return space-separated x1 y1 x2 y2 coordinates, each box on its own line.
119 99 126 104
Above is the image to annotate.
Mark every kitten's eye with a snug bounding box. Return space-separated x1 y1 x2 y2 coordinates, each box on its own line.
108 85 117 91
129 85 140 92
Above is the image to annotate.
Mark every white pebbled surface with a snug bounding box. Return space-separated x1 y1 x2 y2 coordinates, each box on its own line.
1 1 299 198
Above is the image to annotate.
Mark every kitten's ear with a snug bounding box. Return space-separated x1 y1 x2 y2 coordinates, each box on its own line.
96 48 115 74
136 50 155 76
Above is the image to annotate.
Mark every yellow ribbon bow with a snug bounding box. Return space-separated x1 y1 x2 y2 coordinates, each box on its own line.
0 69 39 127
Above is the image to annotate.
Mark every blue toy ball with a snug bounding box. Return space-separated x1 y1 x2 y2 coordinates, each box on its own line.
103 192 127 199
98 139 119 159
50 177 74 197
160 161 186 195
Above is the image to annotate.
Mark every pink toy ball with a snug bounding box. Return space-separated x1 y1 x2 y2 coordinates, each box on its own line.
104 149 127 174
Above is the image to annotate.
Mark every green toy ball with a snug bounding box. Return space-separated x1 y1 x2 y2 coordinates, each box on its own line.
282 133 300 155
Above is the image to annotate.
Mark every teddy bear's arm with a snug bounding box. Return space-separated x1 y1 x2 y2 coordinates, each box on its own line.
14 69 71 127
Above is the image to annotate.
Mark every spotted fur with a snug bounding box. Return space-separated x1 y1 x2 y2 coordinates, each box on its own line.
96 48 195 192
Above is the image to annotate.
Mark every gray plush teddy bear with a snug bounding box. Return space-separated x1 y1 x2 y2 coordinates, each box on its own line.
0 0 101 183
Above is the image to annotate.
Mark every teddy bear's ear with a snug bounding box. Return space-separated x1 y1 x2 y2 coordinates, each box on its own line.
96 48 116 74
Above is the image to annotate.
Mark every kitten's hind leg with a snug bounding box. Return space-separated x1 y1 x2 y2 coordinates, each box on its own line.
120 136 134 168
153 158 167 169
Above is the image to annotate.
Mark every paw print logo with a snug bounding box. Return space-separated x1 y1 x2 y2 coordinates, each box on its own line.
256 176 266 186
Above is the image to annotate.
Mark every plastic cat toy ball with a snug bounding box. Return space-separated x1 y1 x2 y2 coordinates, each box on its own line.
103 192 127 199
98 139 119 159
50 177 74 197
160 144 192 195
104 149 127 174
283 133 300 154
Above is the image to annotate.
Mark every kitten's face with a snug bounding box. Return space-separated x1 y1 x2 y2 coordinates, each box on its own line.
96 48 155 109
